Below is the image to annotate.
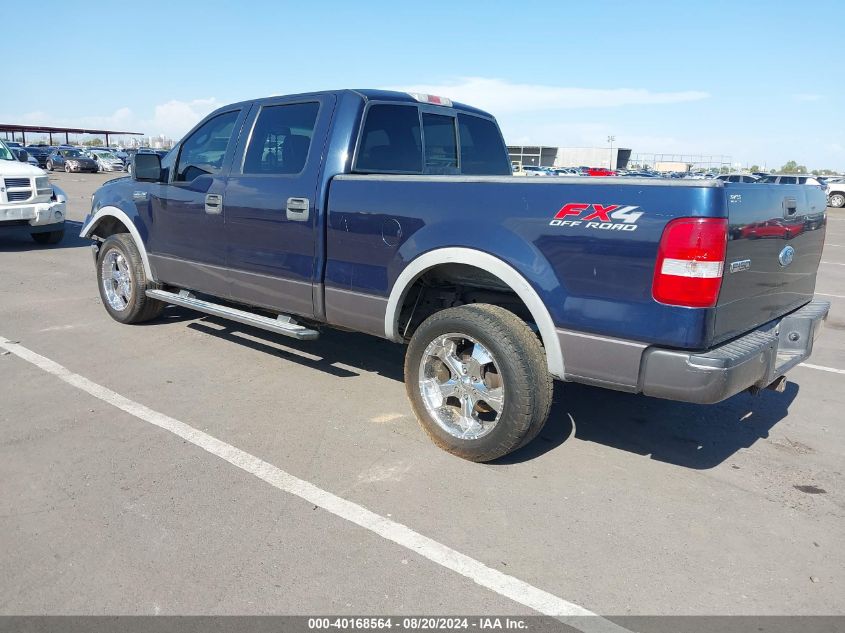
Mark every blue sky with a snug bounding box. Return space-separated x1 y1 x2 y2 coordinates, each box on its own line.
3 0 842 170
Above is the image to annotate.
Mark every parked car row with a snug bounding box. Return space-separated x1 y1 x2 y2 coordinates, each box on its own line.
0 142 171 175
513 164 618 177
511 162 840 204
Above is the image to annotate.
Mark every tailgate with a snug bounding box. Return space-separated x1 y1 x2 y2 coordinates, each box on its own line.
714 183 826 343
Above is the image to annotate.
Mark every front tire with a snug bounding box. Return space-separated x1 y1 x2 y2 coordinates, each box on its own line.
829 193 845 209
64 163 71 173
46 160 54 171
31 229 65 245
96 234 163 324
404 304 553 462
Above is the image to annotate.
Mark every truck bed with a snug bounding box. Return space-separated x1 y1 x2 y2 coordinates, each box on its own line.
325 175 825 350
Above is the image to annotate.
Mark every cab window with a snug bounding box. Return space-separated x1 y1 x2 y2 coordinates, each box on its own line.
242 102 319 175
422 113 457 172
175 110 240 182
457 114 510 175
356 104 422 173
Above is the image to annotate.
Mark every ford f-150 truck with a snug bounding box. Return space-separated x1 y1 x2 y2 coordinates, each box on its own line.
1 139 67 244
80 89 830 462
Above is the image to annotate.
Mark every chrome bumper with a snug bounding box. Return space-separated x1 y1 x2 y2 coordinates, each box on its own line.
0 200 66 227
640 300 830 404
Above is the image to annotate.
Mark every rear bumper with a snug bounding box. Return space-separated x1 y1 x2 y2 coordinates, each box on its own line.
640 300 830 403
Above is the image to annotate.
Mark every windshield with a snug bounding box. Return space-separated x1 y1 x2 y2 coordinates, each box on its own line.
94 151 117 159
60 149 83 158
0 140 15 161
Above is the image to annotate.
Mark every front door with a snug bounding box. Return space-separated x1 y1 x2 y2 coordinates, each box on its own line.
146 107 248 297
223 95 335 317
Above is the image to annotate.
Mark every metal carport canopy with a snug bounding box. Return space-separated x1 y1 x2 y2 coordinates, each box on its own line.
0 123 143 146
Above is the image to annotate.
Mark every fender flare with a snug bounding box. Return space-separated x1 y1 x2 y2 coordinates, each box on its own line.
79 205 154 280
384 247 564 379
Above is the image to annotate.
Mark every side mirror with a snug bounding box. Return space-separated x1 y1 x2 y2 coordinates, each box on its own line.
17 150 27 163
133 153 163 182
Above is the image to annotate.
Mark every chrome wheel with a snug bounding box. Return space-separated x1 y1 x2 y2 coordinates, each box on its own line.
100 250 133 311
418 333 504 440
830 193 845 208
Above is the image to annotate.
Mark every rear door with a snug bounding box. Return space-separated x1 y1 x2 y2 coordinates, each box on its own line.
223 94 335 317
145 107 249 296
714 182 826 343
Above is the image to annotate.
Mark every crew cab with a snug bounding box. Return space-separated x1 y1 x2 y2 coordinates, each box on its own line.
0 139 67 244
80 89 830 462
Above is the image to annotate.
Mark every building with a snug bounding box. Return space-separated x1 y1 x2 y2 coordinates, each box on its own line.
629 153 731 173
507 146 558 168
507 145 632 170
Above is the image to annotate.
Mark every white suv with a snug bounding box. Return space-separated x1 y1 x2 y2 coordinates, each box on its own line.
826 179 845 208
758 174 824 187
0 140 67 244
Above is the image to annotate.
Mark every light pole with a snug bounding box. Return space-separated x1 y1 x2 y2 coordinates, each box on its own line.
607 135 615 170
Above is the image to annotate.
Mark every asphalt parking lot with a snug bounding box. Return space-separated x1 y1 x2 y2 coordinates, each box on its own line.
1 172 844 621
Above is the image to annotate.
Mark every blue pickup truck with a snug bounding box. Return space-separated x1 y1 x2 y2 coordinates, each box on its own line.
81 89 830 462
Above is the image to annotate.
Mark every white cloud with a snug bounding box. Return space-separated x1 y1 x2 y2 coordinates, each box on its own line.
792 93 822 102
387 77 709 114
0 98 222 142
148 98 223 137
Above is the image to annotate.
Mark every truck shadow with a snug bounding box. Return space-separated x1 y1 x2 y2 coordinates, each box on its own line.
176 312 798 470
185 315 406 381
0 220 89 251
497 381 799 469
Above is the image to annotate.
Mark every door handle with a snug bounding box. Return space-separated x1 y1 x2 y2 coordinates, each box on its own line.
783 196 797 217
205 193 223 215
286 197 310 222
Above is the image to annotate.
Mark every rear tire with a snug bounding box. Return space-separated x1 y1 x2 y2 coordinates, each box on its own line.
829 193 845 209
404 304 553 462
31 229 65 245
96 234 163 324
46 160 53 171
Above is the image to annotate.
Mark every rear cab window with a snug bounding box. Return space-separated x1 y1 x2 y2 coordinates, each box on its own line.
354 102 510 176
242 102 320 175
422 113 458 173
356 104 422 173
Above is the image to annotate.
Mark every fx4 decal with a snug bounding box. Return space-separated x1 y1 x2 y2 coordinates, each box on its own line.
549 203 644 232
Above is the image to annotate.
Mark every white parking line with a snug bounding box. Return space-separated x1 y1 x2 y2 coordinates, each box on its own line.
0 336 625 633
817 292 845 299
821 261 845 266
799 363 845 375
825 244 845 247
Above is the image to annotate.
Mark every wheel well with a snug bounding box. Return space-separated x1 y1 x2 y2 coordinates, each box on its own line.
89 216 129 240
397 264 536 341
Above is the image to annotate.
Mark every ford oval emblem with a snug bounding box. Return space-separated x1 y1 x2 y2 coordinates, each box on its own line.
778 245 795 267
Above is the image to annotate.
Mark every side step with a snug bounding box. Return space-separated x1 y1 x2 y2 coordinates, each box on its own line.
145 289 319 341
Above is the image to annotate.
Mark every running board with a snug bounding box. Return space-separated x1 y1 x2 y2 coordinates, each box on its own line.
145 289 319 341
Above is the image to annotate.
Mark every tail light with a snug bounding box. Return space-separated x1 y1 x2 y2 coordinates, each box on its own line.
652 218 728 308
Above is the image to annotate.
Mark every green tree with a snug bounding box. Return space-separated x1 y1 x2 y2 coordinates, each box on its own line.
82 138 103 147
749 164 760 172
780 160 807 174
